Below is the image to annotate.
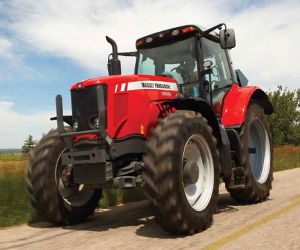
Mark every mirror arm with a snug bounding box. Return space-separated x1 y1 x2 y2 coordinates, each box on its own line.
118 51 137 57
200 23 226 37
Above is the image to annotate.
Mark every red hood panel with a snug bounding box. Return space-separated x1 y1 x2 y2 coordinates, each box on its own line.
70 74 176 90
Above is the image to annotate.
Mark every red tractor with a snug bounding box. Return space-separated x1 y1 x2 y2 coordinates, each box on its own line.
27 23 273 234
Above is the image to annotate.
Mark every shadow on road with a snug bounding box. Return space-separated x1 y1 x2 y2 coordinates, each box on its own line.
28 192 256 239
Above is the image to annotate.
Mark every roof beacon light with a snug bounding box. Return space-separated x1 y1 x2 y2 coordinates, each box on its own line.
182 26 196 33
136 40 144 46
77 82 84 89
171 29 180 36
146 37 153 43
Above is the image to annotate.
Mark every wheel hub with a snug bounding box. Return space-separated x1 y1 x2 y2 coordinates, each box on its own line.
183 160 199 185
61 165 74 187
182 134 214 212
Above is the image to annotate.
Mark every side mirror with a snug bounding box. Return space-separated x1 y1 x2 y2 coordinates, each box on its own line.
235 69 248 86
220 29 236 49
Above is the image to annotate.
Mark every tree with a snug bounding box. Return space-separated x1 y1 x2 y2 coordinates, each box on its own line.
22 135 36 154
267 86 300 146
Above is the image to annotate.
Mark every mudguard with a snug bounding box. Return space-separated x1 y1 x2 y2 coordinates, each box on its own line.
221 84 273 127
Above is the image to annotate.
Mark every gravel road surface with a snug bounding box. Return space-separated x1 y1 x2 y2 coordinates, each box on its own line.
1 168 300 250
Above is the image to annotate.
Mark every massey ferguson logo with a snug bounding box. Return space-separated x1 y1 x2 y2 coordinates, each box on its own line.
127 80 178 91
141 82 171 89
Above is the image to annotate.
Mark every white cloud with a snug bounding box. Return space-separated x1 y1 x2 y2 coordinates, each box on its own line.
0 0 300 148
0 37 15 60
0 101 55 148
5 0 299 90
229 1 300 91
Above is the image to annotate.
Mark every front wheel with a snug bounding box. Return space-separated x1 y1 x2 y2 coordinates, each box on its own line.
143 111 220 234
225 102 273 203
27 128 102 224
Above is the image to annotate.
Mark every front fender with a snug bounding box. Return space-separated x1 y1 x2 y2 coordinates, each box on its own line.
222 84 273 127
163 98 221 144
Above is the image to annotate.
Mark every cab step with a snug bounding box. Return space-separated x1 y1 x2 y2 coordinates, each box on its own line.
227 166 246 189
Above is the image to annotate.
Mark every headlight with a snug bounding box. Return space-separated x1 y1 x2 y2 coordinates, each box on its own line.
93 117 100 129
73 121 79 131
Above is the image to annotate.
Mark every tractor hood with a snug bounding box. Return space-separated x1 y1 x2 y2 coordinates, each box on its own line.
70 74 178 91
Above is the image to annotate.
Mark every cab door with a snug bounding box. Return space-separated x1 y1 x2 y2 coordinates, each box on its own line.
201 37 234 116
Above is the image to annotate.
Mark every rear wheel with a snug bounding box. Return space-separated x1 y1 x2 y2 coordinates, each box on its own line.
143 111 220 234
226 102 273 203
27 128 102 224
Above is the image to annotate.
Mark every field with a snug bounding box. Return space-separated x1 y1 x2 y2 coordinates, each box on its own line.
0 145 299 228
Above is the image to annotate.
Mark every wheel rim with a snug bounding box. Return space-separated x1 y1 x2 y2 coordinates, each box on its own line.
55 149 94 207
182 134 214 212
248 118 271 184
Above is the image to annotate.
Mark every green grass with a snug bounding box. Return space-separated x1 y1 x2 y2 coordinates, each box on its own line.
0 173 38 227
273 145 300 171
0 152 28 161
0 145 299 228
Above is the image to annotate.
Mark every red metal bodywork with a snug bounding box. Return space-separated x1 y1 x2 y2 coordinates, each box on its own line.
221 84 263 126
71 75 265 141
71 75 178 140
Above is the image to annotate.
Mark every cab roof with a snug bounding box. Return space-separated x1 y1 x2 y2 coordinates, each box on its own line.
136 24 219 49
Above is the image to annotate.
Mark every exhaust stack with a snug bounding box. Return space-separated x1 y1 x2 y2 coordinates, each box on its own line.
106 36 121 75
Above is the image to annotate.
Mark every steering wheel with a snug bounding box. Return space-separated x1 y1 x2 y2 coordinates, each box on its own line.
160 73 176 80
160 71 184 84
171 67 178 72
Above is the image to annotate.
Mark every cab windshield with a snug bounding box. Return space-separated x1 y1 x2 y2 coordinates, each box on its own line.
136 37 198 85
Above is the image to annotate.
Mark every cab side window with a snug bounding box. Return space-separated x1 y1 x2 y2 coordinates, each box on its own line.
202 38 232 90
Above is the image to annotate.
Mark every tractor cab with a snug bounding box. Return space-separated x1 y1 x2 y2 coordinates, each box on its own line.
108 24 238 114
135 25 236 109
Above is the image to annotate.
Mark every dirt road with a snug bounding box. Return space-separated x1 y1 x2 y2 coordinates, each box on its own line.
1 168 300 250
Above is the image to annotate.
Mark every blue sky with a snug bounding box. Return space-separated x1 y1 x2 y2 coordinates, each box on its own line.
0 0 299 148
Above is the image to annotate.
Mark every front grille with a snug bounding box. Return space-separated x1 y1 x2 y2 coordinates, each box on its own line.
71 84 107 131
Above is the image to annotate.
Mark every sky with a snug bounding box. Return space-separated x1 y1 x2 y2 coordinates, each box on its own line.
0 0 299 148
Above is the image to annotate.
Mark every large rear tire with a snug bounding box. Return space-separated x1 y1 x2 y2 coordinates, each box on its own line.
225 102 273 203
143 111 220 234
27 128 102 224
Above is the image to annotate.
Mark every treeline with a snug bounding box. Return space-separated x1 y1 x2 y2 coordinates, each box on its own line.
267 86 300 146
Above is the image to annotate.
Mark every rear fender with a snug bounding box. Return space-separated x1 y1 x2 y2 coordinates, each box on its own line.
222 84 273 127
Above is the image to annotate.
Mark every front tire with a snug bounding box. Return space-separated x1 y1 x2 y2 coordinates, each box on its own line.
27 128 102 224
226 102 273 203
143 111 220 234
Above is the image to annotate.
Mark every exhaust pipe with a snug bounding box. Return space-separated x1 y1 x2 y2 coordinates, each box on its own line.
106 36 121 75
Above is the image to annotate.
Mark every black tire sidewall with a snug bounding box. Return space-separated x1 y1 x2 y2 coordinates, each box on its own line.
174 117 219 226
240 103 273 198
144 111 220 234
27 129 102 224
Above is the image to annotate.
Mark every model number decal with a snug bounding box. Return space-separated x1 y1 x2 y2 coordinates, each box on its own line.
161 92 171 96
127 81 178 91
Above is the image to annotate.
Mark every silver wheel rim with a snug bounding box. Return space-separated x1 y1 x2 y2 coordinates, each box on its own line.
55 149 94 207
248 118 271 184
182 134 214 212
